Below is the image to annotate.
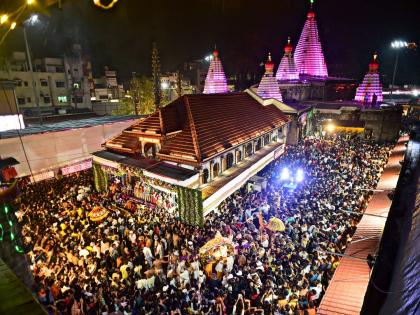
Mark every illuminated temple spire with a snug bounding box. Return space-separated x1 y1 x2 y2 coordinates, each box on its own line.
354 53 383 104
203 50 228 94
294 0 328 77
257 53 283 101
276 37 299 81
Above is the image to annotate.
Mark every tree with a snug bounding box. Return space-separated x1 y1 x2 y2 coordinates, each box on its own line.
112 76 155 116
151 42 162 109
176 70 183 97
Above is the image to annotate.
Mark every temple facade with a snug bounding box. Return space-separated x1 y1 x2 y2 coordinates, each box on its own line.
94 92 290 217
203 50 228 94
354 53 384 105
257 53 283 101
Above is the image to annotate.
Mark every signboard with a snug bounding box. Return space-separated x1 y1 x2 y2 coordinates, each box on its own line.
274 144 286 160
31 171 55 183
61 159 93 175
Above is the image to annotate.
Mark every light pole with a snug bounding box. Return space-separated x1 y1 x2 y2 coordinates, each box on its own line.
390 40 408 102
23 24 42 124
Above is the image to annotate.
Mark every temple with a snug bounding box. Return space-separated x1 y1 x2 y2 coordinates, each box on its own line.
203 50 229 94
294 7 328 77
94 92 289 218
354 53 383 104
257 53 283 101
276 37 299 81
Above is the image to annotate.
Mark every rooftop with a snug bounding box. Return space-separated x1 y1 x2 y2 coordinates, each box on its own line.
106 93 290 165
0 115 141 139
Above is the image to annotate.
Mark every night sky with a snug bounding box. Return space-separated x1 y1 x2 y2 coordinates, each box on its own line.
1 0 419 86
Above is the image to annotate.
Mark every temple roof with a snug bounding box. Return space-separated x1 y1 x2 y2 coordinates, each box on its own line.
257 53 283 101
354 54 383 103
203 50 229 94
276 38 300 81
294 8 328 77
105 93 289 165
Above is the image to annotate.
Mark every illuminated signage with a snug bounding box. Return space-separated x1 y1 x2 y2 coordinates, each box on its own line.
31 171 54 183
61 160 92 175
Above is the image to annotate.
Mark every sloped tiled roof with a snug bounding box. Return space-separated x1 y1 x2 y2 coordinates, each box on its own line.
318 136 408 315
105 92 289 164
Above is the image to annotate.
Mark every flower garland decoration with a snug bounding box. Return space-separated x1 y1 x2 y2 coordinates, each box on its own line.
93 0 119 10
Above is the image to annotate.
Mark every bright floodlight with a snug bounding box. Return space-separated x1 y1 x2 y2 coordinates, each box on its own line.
204 54 214 62
326 123 335 133
391 40 408 49
161 82 169 89
280 167 290 180
28 14 39 24
0 14 8 24
296 169 304 183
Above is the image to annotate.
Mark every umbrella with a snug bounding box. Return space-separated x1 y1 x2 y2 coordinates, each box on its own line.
88 206 109 222
266 217 286 232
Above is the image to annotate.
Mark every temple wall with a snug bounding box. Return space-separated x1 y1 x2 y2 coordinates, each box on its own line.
0 119 137 177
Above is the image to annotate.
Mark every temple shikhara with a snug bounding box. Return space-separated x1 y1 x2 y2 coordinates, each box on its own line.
93 92 289 222
257 53 283 101
203 50 229 94
354 53 384 105
276 37 299 81
294 7 328 77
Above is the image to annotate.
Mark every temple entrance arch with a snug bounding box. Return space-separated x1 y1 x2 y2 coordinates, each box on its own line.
202 168 209 184
212 162 220 178
144 143 157 158
226 152 234 169
236 150 242 163
255 138 262 151
245 143 253 158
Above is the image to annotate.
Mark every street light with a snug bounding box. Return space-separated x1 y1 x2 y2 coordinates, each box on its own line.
390 40 408 101
10 22 16 30
0 14 8 24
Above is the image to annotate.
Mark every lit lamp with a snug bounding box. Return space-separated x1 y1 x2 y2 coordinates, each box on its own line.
0 14 8 24
326 123 335 133
280 167 290 180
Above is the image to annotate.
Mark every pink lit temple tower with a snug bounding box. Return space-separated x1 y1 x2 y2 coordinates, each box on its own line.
276 37 299 81
203 50 229 94
294 1 328 77
354 53 383 104
257 53 283 101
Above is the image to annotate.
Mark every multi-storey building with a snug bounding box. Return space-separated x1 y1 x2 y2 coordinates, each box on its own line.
0 45 92 117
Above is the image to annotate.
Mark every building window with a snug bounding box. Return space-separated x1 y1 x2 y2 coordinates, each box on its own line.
72 97 83 103
16 80 22 87
56 81 65 88
43 96 51 103
99 95 108 100
17 97 26 105
40 79 48 86
58 96 67 103
27 97 31 103
24 81 29 87
73 83 80 89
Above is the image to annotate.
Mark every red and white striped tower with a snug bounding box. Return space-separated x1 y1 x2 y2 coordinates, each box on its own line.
203 50 229 94
276 37 299 81
294 1 328 77
257 53 283 101
354 53 383 103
